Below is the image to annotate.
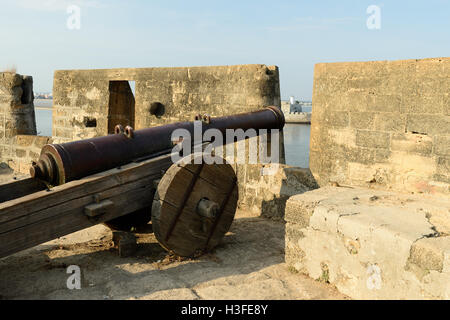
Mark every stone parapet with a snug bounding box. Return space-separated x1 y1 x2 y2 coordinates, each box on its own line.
285 186 450 299
310 57 450 195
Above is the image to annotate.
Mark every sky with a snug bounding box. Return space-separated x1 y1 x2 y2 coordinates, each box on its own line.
0 0 449 100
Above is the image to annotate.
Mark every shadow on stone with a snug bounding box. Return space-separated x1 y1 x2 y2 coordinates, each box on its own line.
260 166 319 221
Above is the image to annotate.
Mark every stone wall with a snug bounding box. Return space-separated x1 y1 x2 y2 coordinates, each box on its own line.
0 73 37 141
310 57 449 195
6 135 53 174
52 64 281 142
238 164 318 220
0 72 39 173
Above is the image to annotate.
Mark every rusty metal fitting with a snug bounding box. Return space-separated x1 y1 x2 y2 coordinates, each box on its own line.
124 126 134 139
114 124 125 135
196 198 219 219
202 114 211 124
30 153 57 184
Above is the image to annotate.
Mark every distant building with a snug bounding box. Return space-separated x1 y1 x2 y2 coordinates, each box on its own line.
289 96 295 105
34 92 53 99
281 98 312 114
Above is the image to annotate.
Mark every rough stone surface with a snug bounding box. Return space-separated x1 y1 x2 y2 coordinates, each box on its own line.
285 186 450 299
0 210 347 300
52 65 281 142
310 57 450 195
5 135 53 174
238 164 318 220
0 73 38 171
408 237 450 273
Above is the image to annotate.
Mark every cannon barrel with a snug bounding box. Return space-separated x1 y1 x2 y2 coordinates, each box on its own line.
30 106 285 186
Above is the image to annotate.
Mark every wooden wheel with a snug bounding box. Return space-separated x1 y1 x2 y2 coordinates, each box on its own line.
151 153 238 257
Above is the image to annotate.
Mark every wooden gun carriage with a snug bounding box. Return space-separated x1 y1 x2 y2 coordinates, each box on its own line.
0 107 284 258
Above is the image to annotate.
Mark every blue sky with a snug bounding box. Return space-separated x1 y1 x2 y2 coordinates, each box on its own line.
0 0 449 100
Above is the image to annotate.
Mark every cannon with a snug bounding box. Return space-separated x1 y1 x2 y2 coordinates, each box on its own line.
0 107 284 258
30 106 284 186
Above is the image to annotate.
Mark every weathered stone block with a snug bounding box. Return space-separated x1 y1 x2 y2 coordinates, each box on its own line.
409 237 450 272
345 146 377 164
33 136 53 149
261 195 289 221
323 111 349 128
4 129 16 139
407 114 450 136
391 133 433 155
0 72 23 90
284 189 335 226
53 118 66 128
444 94 449 116
411 93 444 114
7 159 18 172
374 113 407 132
282 167 319 191
55 128 73 139
347 162 391 185
15 148 27 158
285 223 305 245
355 130 390 149
286 186 450 299
350 112 375 130
28 150 40 160
435 157 450 183
18 161 32 174
416 58 445 77
433 136 450 156
285 241 306 273
374 149 391 162
366 94 401 113
346 77 382 90
15 135 35 147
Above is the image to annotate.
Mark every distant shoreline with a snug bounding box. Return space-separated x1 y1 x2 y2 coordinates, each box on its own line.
34 98 53 110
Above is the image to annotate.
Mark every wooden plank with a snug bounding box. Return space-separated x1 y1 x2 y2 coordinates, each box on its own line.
0 178 47 203
0 152 175 258
0 174 157 234
0 182 155 258
0 153 173 223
